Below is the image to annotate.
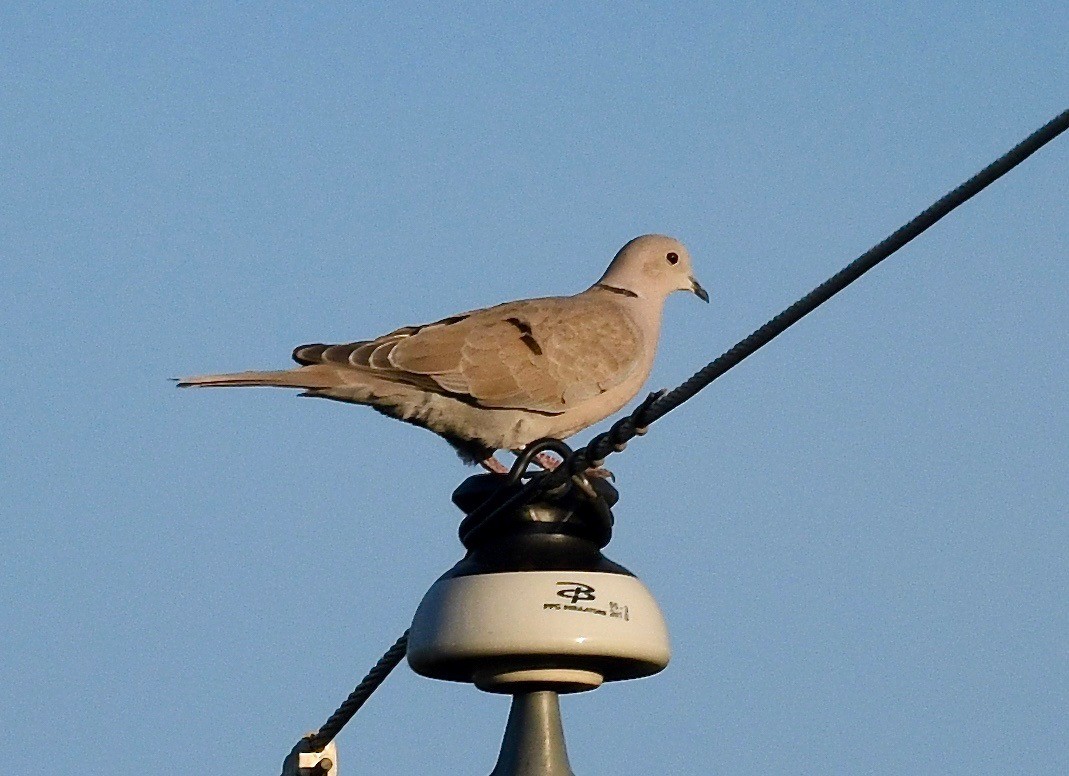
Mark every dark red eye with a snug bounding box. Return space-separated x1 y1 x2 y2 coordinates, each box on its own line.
666 252 679 264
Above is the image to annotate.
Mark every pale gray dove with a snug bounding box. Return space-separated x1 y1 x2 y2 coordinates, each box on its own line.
178 234 708 472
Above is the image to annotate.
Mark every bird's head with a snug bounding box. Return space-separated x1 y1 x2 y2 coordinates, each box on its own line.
597 234 708 303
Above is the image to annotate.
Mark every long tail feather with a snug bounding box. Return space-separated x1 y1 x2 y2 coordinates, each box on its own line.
175 367 337 389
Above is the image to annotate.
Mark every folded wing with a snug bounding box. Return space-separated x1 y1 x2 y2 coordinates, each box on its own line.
292 296 642 415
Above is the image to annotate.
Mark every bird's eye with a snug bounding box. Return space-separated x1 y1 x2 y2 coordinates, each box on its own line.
666 252 679 265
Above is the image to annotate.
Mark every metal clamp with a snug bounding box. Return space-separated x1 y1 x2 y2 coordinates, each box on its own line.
281 738 338 776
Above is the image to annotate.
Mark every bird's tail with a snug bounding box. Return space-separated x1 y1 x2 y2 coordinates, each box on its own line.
175 366 338 390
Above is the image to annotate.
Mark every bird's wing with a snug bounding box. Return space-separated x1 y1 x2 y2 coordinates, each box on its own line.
293 296 643 415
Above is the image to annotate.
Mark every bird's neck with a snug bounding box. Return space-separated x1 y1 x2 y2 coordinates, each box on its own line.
587 283 667 352
592 281 641 299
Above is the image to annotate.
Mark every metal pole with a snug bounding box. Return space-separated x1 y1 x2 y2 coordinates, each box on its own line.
489 691 575 776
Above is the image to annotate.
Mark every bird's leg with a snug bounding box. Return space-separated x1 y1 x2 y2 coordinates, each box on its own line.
480 456 510 475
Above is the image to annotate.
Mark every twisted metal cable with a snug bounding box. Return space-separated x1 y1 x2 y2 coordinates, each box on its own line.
293 106 1068 753
565 106 1069 479
306 630 410 752
635 106 1069 432
460 106 1069 522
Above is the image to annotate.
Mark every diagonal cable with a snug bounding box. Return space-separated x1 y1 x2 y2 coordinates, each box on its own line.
306 630 410 752
296 106 1069 751
574 106 1069 475
465 106 1069 531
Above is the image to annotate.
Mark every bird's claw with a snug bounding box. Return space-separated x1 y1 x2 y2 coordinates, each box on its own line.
480 456 510 475
584 467 615 482
533 452 614 482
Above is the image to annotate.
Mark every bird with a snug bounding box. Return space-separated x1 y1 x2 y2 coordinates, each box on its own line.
177 234 708 473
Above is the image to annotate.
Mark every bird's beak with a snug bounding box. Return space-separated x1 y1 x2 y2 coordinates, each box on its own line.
690 276 710 303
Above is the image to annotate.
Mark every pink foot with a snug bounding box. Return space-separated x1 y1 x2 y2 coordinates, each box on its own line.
480 456 510 474
523 451 614 481
533 452 562 470
584 467 615 481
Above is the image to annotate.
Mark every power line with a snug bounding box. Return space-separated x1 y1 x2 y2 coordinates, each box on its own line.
306 630 410 752
295 105 1069 755
569 106 1069 479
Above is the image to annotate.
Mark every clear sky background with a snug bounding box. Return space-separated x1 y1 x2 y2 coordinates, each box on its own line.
2 4 1067 774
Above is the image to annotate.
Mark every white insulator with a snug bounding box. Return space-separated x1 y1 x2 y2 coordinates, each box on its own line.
408 570 670 693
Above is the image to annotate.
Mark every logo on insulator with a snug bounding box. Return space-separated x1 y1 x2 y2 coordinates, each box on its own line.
556 582 596 604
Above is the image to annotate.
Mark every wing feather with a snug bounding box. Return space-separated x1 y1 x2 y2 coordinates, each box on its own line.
392 296 642 414
290 296 642 415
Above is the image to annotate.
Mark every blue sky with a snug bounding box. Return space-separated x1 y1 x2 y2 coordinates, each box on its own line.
2 3 1067 774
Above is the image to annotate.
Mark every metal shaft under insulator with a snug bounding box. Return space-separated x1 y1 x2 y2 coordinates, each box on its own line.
489 691 574 776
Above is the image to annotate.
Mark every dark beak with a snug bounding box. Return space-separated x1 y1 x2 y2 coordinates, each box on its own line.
691 277 709 303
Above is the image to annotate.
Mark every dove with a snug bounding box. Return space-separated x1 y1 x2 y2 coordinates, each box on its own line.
177 234 708 473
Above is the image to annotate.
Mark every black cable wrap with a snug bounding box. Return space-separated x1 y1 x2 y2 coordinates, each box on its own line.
296 106 1069 756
